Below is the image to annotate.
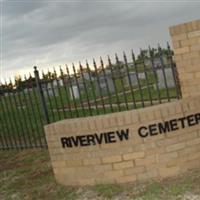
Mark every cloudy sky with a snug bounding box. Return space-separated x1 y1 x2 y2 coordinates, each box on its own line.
0 0 200 81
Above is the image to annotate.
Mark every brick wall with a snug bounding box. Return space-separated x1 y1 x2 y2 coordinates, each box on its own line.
170 19 200 97
45 19 200 186
45 95 200 186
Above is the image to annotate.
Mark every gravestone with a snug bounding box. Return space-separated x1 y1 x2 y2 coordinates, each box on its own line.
42 81 59 98
82 71 96 81
127 62 134 68
23 88 32 94
95 75 115 94
144 57 168 68
69 85 80 100
124 72 138 86
58 78 64 86
104 69 112 76
152 57 162 68
138 72 145 79
68 77 85 100
156 68 175 89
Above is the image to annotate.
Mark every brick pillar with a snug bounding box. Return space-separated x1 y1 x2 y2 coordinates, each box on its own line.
169 19 200 98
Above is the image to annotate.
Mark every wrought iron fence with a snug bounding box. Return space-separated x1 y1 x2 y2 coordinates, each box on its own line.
0 78 47 149
0 44 181 150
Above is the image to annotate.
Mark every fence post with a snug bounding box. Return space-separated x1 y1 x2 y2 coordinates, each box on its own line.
34 66 50 124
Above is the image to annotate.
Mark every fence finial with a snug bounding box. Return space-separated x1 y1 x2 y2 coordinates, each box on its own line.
123 51 127 62
131 50 135 61
115 53 119 63
86 60 89 68
108 55 112 66
100 56 104 67
93 58 97 68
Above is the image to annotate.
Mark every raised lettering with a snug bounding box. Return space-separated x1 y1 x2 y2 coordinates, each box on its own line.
178 117 186 129
95 133 104 144
107 132 116 143
116 129 129 141
170 119 179 131
158 121 170 133
149 124 158 136
61 137 72 148
187 115 196 126
138 126 148 138
195 113 200 124
79 135 89 146
87 135 96 145
70 136 79 147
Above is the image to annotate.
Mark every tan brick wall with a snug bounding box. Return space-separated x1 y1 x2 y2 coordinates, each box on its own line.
169 19 200 97
44 19 200 186
45 95 200 186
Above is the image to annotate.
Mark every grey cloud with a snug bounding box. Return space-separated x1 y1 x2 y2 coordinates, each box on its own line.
1 0 200 79
3 0 45 18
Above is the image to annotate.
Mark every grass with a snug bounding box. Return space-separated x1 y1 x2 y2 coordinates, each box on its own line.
92 184 123 199
168 178 193 196
0 150 77 200
0 149 200 200
139 182 164 200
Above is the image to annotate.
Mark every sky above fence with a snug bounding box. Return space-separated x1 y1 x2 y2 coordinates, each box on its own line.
0 0 200 81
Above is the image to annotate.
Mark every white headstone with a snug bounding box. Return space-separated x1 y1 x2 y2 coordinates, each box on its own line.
52 79 58 87
138 72 145 79
83 72 90 81
96 75 115 94
156 68 175 89
58 79 64 86
42 81 59 97
69 85 80 99
124 72 138 86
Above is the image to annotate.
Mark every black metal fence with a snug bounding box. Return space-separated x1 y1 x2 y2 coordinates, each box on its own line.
0 44 181 150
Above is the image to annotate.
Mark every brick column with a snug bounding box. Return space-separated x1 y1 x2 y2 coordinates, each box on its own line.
169 19 200 98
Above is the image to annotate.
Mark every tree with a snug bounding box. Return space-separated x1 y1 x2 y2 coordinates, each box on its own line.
42 71 57 80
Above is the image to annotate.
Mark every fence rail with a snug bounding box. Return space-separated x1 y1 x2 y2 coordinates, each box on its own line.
0 44 181 150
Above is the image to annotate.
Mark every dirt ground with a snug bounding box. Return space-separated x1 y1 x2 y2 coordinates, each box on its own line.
0 149 200 200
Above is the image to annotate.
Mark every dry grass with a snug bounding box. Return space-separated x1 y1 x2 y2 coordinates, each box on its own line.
0 149 200 200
